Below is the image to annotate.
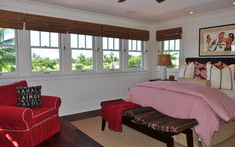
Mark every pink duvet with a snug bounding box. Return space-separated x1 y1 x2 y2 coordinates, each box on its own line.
123 81 235 145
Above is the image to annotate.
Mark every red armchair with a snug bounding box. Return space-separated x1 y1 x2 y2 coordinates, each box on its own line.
0 80 61 147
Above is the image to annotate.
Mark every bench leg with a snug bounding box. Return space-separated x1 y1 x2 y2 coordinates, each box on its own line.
101 118 106 131
166 137 174 147
185 129 193 147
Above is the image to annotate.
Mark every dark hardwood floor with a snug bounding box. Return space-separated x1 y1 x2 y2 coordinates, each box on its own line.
37 110 102 147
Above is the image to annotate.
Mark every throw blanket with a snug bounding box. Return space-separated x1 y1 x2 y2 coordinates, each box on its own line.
124 81 235 145
101 101 139 132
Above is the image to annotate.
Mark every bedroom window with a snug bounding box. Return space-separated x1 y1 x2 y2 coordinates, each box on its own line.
128 40 143 69
70 34 93 71
162 39 180 68
0 28 17 74
102 37 120 70
30 30 60 73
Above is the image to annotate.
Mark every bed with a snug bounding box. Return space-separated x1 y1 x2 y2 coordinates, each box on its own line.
125 58 235 147
178 57 235 147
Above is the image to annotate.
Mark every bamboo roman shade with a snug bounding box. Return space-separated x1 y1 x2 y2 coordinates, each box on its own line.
24 14 68 33
101 25 128 39
68 20 102 36
156 27 182 41
0 10 24 29
128 28 149 41
0 9 149 41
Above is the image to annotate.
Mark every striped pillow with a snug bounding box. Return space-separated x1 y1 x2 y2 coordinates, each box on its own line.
207 62 235 90
178 62 195 78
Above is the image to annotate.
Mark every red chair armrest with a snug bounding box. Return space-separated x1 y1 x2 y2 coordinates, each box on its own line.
41 95 61 109
0 106 32 130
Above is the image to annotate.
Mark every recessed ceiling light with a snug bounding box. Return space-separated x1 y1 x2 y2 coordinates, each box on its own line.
189 11 194 14
233 2 235 5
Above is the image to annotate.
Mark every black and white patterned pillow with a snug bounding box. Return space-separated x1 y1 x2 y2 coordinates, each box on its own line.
17 86 42 108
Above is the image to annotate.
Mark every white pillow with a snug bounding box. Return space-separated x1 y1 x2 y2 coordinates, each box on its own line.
206 63 221 89
178 78 211 87
207 62 235 90
178 62 195 78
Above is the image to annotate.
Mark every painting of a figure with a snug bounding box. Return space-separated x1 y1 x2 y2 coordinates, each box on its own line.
199 24 235 56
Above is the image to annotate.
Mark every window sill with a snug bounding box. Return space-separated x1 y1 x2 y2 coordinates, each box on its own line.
0 70 148 80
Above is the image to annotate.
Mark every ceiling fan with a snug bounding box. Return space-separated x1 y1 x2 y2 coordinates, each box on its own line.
118 0 165 3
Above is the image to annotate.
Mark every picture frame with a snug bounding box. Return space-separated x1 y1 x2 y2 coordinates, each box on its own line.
199 24 235 56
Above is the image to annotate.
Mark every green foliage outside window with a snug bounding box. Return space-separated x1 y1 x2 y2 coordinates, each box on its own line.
0 28 16 73
72 53 93 71
103 52 119 70
32 53 59 72
0 47 16 72
128 54 141 69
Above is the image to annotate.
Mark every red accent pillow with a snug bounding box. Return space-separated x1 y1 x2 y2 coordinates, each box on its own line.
194 62 207 80
214 61 227 69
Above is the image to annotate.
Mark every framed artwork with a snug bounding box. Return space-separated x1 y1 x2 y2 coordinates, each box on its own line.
199 24 235 56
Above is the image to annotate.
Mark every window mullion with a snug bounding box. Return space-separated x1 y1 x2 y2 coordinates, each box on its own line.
39 32 41 46
168 40 170 51
107 38 109 50
18 30 31 76
85 35 87 49
173 40 175 51
77 35 79 48
113 38 115 50
96 37 103 72
49 33 51 47
142 41 145 70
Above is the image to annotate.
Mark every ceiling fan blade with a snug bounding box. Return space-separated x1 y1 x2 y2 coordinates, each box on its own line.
118 0 126 2
118 0 165 3
156 0 165 3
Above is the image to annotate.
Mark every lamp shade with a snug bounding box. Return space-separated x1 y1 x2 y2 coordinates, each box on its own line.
157 54 172 66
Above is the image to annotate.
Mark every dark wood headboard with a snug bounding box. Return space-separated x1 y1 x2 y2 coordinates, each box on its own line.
186 57 235 65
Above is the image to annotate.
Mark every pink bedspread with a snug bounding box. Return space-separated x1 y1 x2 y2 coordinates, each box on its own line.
123 81 235 145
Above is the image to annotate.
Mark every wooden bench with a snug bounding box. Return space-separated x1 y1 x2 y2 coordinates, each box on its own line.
101 99 198 147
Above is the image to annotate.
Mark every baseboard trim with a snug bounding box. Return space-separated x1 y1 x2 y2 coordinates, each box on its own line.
62 109 100 122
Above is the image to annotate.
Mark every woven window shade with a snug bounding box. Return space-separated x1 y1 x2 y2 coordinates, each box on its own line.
68 20 102 36
0 9 150 40
156 27 182 41
101 25 128 39
128 29 149 41
0 10 24 29
24 14 68 33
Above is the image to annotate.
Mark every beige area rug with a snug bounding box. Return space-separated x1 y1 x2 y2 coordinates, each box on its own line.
71 116 235 147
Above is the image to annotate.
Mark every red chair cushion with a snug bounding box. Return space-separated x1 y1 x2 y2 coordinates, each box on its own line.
31 107 57 125
0 81 28 106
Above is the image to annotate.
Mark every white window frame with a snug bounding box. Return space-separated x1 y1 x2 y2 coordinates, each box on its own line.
126 39 144 71
70 34 95 73
102 37 122 72
30 30 61 74
162 39 180 69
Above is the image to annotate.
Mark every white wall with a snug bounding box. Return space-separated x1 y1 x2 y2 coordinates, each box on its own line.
149 8 235 79
0 0 153 116
0 72 147 116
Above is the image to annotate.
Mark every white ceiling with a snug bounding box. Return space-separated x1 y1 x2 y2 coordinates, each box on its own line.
24 0 235 22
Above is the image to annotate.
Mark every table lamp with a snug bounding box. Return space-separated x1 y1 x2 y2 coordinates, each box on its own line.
157 54 172 80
